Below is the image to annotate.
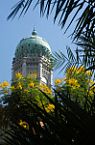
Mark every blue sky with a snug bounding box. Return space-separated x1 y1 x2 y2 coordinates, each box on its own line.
0 0 76 82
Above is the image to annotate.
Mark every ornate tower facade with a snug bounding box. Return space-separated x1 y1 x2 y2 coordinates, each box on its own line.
12 30 53 87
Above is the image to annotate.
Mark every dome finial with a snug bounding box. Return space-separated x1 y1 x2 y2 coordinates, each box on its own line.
32 27 37 36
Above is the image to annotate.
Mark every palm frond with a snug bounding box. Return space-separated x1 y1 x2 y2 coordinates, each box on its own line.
53 46 81 72
7 0 33 20
7 0 95 40
73 4 95 40
76 35 95 71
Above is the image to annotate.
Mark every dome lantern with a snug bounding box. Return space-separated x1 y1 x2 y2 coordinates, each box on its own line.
32 28 37 36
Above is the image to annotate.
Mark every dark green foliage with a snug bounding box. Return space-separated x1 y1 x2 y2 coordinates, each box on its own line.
76 35 95 72
1 88 95 145
8 0 95 40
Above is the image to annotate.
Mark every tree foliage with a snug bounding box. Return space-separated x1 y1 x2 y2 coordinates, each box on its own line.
0 71 95 145
1 1 95 145
8 0 95 40
1 85 95 145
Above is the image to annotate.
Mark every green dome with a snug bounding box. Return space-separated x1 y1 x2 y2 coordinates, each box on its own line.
15 30 51 59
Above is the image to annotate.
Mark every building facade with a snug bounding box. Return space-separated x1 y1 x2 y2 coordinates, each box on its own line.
12 30 53 87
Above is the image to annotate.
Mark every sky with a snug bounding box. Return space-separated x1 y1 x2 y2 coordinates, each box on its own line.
0 0 76 83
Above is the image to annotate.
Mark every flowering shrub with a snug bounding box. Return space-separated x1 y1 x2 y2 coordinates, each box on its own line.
66 78 80 89
54 66 95 108
39 84 52 95
13 73 52 106
1 69 95 145
0 73 54 130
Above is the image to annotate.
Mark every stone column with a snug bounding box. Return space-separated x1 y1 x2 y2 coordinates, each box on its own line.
48 69 53 87
50 69 53 86
38 61 42 82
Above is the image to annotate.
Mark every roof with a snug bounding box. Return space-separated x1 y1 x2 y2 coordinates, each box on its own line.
15 30 51 59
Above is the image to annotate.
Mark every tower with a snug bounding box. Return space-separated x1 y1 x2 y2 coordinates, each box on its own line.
12 30 53 87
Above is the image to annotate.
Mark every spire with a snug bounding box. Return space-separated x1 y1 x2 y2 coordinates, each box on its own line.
32 27 37 36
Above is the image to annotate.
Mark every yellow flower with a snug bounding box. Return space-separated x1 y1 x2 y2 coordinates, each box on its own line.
0 81 10 88
48 104 55 110
28 82 34 88
16 82 22 90
67 78 80 89
86 70 92 76
15 72 23 79
39 84 52 95
55 79 62 85
45 104 55 112
19 120 29 129
2 81 9 87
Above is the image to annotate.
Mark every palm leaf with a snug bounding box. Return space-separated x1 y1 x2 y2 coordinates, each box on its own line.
7 0 25 20
76 34 95 71
7 0 95 40
53 46 81 73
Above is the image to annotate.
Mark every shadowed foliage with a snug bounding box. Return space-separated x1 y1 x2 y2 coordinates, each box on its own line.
76 35 95 72
1 88 95 145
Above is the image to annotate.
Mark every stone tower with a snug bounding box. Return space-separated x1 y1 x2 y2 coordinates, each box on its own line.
12 30 53 87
